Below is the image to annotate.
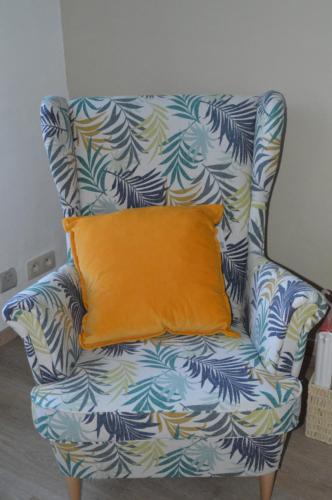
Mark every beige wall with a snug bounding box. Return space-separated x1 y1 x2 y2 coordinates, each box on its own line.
61 0 332 288
0 0 68 328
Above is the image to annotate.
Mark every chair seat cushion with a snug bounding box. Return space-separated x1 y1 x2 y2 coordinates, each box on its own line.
31 325 302 444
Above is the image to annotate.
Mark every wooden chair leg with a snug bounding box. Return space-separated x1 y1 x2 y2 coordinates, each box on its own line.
65 477 82 500
259 471 276 500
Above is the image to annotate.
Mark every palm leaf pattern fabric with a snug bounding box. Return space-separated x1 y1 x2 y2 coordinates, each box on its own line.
31 331 301 442
32 331 295 478
3 264 83 384
2 91 328 481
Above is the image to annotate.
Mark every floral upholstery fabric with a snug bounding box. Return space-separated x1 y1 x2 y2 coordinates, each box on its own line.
50 435 286 479
32 331 301 442
248 256 327 377
2 91 329 480
41 93 259 325
4 264 83 384
33 330 297 478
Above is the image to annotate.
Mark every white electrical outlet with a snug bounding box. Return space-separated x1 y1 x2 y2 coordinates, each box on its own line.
0 267 17 293
43 251 56 272
27 251 56 280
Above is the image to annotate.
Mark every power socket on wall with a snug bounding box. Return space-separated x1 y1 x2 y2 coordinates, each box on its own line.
0 268 18 293
27 251 56 280
0 251 56 295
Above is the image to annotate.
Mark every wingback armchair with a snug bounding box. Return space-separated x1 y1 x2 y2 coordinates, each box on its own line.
3 92 328 500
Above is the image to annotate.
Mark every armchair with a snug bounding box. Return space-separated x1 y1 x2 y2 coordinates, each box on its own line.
3 91 328 500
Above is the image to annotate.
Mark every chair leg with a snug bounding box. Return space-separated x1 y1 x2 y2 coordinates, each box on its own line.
259 471 276 500
65 477 82 500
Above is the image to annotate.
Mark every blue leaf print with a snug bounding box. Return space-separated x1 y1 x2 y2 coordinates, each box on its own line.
69 96 106 118
249 208 265 252
60 365 109 411
223 237 248 303
108 442 138 477
185 124 212 159
39 364 60 384
220 435 282 472
83 411 155 441
161 131 201 188
47 141 77 206
40 104 67 140
168 95 201 121
77 138 110 194
100 342 139 357
157 448 205 477
192 162 236 235
55 271 85 334
269 280 311 339
257 91 285 141
203 96 257 164
183 355 257 403
167 333 224 356
59 454 93 478
3 282 62 319
104 97 146 168
125 376 181 412
62 442 136 478
23 335 36 360
140 345 177 370
277 351 294 374
110 165 166 208
198 411 247 438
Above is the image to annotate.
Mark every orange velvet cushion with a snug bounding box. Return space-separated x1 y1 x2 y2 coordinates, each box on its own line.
63 205 239 349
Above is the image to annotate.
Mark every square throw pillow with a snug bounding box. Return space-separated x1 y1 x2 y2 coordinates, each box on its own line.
63 204 239 349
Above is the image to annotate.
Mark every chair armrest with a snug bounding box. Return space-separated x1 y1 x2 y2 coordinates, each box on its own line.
247 256 329 376
2 263 84 384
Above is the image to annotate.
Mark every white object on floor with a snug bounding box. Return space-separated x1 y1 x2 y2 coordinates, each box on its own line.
325 333 332 388
314 331 332 389
314 332 324 385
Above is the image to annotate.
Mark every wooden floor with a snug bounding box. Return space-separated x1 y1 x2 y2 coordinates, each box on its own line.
0 338 331 500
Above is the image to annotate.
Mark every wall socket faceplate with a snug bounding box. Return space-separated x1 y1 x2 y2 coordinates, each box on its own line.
0 267 18 293
27 251 56 280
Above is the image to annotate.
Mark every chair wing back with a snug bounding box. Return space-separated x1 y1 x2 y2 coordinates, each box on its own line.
40 92 286 320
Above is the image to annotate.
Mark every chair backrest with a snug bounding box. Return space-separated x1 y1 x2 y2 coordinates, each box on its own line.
40 92 286 322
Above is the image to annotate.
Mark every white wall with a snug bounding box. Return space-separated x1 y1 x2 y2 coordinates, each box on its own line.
61 0 332 288
0 0 68 328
